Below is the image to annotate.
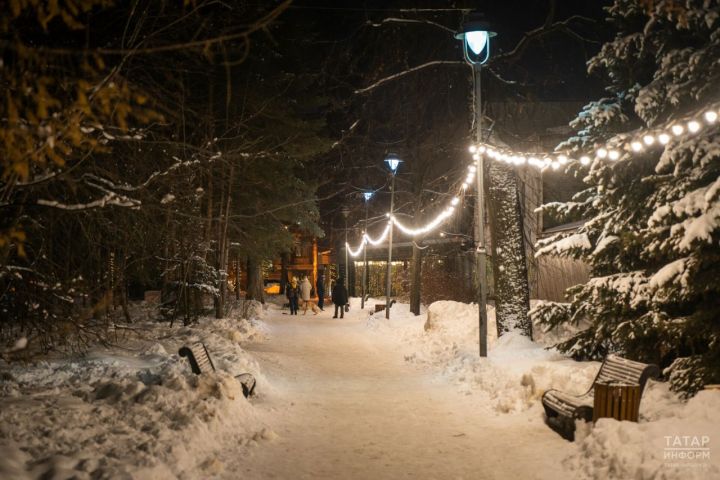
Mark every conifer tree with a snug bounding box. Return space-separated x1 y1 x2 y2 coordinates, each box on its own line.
531 0 720 396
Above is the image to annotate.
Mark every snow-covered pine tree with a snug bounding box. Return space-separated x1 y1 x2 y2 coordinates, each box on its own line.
531 0 720 396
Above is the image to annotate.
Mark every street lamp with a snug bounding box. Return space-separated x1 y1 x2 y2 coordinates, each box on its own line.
456 12 496 357
361 190 374 309
384 153 402 319
341 206 350 294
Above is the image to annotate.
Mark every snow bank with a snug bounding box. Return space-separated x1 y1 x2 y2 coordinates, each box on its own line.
567 387 720 479
0 309 271 479
365 298 720 478
365 299 599 414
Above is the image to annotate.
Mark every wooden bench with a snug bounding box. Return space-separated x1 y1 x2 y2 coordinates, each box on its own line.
179 342 256 398
542 354 659 440
374 300 397 313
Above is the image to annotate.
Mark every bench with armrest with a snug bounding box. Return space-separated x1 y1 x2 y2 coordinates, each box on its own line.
179 342 256 398
542 354 659 440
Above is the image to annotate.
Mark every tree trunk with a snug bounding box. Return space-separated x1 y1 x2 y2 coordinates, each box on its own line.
245 257 265 303
280 252 289 295
235 256 241 301
410 241 423 315
486 162 532 338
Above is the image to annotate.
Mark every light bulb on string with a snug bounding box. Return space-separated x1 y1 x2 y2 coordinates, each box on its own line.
580 156 591 166
469 145 477 153
608 150 620 161
671 125 684 136
472 153 480 161
551 161 560 170
658 133 670 145
705 111 718 123
558 154 568 165
597 148 608 158
478 145 487 153
631 141 643 152
643 134 655 145
451 197 459 206
688 120 701 133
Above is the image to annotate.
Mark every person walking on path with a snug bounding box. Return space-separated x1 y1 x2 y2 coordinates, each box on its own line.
331 277 348 319
300 275 319 315
316 269 325 311
286 277 300 315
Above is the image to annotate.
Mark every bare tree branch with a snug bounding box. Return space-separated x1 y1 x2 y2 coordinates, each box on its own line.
366 17 455 34
355 60 465 94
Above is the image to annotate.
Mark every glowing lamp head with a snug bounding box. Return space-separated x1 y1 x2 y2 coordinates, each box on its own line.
469 145 477 153
671 125 684 136
362 191 374 202
384 153 403 174
465 31 488 55
705 110 718 123
455 13 496 65
688 120 701 133
631 141 643 152
580 156 591 166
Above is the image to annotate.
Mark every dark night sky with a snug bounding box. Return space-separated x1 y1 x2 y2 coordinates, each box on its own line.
262 1 612 233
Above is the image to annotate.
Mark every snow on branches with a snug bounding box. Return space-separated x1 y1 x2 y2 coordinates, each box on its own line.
531 0 720 395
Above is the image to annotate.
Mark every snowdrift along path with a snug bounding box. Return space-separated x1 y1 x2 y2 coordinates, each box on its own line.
232 307 568 479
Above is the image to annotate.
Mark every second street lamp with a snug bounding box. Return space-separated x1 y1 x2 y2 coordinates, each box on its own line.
361 191 374 310
341 206 350 295
456 12 496 357
384 153 402 319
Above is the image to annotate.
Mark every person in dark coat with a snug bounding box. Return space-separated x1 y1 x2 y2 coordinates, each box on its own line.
331 277 348 319
285 277 300 315
316 269 325 311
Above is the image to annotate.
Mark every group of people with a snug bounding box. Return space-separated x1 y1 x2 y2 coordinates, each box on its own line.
285 269 348 318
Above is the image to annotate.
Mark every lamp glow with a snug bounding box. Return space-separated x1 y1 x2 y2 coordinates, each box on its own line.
469 145 477 153
597 148 608 158
631 141 643 152
643 135 655 145
384 153 402 174
658 133 670 145
705 111 718 123
580 156 591 165
465 30 489 55
671 125 684 136
688 120 701 133
608 150 620 160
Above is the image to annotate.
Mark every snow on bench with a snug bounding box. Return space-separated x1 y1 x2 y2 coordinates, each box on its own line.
178 342 256 398
542 354 659 440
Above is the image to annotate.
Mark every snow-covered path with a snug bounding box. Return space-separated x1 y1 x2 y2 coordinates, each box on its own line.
231 306 570 479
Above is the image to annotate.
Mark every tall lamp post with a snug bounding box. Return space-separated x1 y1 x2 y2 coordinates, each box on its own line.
341 206 350 294
384 153 402 319
361 191 374 309
456 13 496 357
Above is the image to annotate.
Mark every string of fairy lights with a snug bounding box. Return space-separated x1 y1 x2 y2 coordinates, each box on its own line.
346 164 477 257
344 105 718 256
471 106 718 171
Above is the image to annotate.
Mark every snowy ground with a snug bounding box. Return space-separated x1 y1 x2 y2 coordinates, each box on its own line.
1 297 718 479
